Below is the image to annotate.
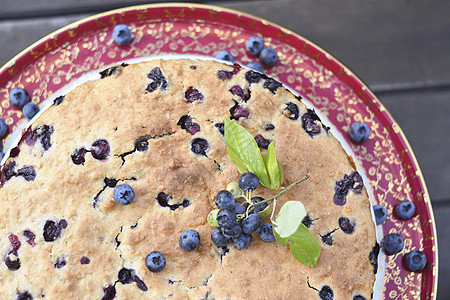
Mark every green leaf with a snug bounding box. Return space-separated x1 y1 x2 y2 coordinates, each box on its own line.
263 142 281 189
287 223 321 267
256 204 272 218
224 119 271 188
277 161 283 186
273 229 288 246
273 201 307 238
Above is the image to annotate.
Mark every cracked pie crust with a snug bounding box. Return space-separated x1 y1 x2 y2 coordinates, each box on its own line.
0 59 377 299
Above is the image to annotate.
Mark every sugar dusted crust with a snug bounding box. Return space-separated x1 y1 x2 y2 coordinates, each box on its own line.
0 59 376 299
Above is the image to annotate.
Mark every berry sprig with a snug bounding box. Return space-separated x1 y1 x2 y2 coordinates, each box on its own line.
207 118 321 267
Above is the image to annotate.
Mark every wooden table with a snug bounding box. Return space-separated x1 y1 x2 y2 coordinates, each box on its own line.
0 0 448 298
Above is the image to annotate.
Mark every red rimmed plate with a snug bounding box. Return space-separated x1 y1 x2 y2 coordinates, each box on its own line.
0 4 437 299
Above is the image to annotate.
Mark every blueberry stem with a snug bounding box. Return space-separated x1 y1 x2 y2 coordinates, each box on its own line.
270 199 277 224
249 174 310 212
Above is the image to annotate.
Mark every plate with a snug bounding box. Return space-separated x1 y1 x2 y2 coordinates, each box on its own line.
0 3 437 299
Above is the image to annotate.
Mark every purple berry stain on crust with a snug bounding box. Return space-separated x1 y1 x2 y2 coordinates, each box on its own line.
320 228 338 246
230 102 250 120
319 285 334 300
43 219 67 242
23 230 37 247
146 67 168 92
215 122 224 135
217 65 240 81
283 102 299 120
157 192 190 211
302 214 314 228
5 256 21 270
229 85 251 102
263 78 282 94
4 161 17 180
80 256 90 265
102 284 116 300
177 115 200 135
53 95 65 106
184 87 204 103
72 148 87 165
91 139 110 160
245 70 262 84
17 291 33 300
302 109 330 138
9 233 21 256
264 124 275 131
254 134 270 149
190 138 209 156
333 172 363 206
338 217 355 234
17 166 36 181
369 242 380 274
54 256 66 269
36 125 54 151
10 147 20 157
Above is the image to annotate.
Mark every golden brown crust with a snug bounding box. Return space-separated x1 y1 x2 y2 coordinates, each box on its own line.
0 59 375 299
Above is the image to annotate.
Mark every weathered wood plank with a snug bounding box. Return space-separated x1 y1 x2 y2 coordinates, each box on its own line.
1 0 450 90
380 88 450 202
433 204 450 299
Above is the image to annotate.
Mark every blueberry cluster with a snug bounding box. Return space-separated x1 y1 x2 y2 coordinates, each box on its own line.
209 172 275 251
214 36 278 75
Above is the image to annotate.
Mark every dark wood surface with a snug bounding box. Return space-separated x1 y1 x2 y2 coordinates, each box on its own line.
0 0 448 298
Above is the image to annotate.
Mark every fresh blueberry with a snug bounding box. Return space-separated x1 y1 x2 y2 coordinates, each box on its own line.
260 47 278 66
233 232 252 250
242 214 262 234
211 227 231 247
215 50 234 63
179 230 201 251
91 139 110 160
22 102 40 120
338 217 355 234
0 119 7 137
145 251 166 273
246 62 264 73
259 223 275 242
246 36 264 55
251 196 268 213
319 285 334 300
217 209 236 228
405 250 427 272
382 233 404 255
396 200 416 220
221 223 242 239
238 172 259 191
349 122 370 142
190 138 209 156
373 205 387 225
215 190 235 210
9 88 30 107
113 24 132 45
234 202 247 214
113 183 135 205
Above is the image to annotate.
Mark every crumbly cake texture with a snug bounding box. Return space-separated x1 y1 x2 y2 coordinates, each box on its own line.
0 59 377 299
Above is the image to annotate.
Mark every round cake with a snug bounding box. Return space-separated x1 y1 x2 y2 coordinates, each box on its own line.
0 59 377 299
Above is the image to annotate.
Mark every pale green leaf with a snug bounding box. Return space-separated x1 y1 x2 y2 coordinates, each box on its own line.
256 204 273 218
277 161 284 186
224 119 271 188
273 201 307 238
288 223 321 267
207 209 220 228
273 228 288 246
263 142 281 189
